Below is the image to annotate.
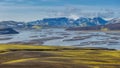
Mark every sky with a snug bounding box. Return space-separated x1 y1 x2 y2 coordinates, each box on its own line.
0 0 120 22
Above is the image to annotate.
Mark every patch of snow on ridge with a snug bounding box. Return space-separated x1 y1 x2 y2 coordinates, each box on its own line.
68 14 79 20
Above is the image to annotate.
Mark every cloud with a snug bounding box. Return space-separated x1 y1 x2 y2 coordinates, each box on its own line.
0 0 119 21
0 5 119 22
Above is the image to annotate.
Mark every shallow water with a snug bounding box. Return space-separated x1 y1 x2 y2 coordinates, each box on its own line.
0 28 120 50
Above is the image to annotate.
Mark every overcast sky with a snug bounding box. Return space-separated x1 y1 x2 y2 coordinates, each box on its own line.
0 0 120 22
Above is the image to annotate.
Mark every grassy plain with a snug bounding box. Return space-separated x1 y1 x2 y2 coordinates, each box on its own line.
0 44 120 68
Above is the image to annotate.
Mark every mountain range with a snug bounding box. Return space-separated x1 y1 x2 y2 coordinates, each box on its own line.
0 17 120 30
27 17 108 27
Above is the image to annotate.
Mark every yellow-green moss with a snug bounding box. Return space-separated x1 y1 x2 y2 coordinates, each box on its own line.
0 44 58 51
2 58 38 64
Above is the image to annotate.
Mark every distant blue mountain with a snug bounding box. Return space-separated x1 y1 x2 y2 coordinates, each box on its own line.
1 17 120 31
93 17 108 25
0 17 116 29
27 17 108 28
43 17 70 27
27 17 74 27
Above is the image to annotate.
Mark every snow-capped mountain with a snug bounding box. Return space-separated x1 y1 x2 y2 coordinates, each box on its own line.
107 18 120 24
27 17 108 27
1 17 120 30
74 17 107 27
67 18 120 31
27 17 75 27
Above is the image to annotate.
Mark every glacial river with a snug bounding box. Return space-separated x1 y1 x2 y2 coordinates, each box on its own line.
0 28 120 50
